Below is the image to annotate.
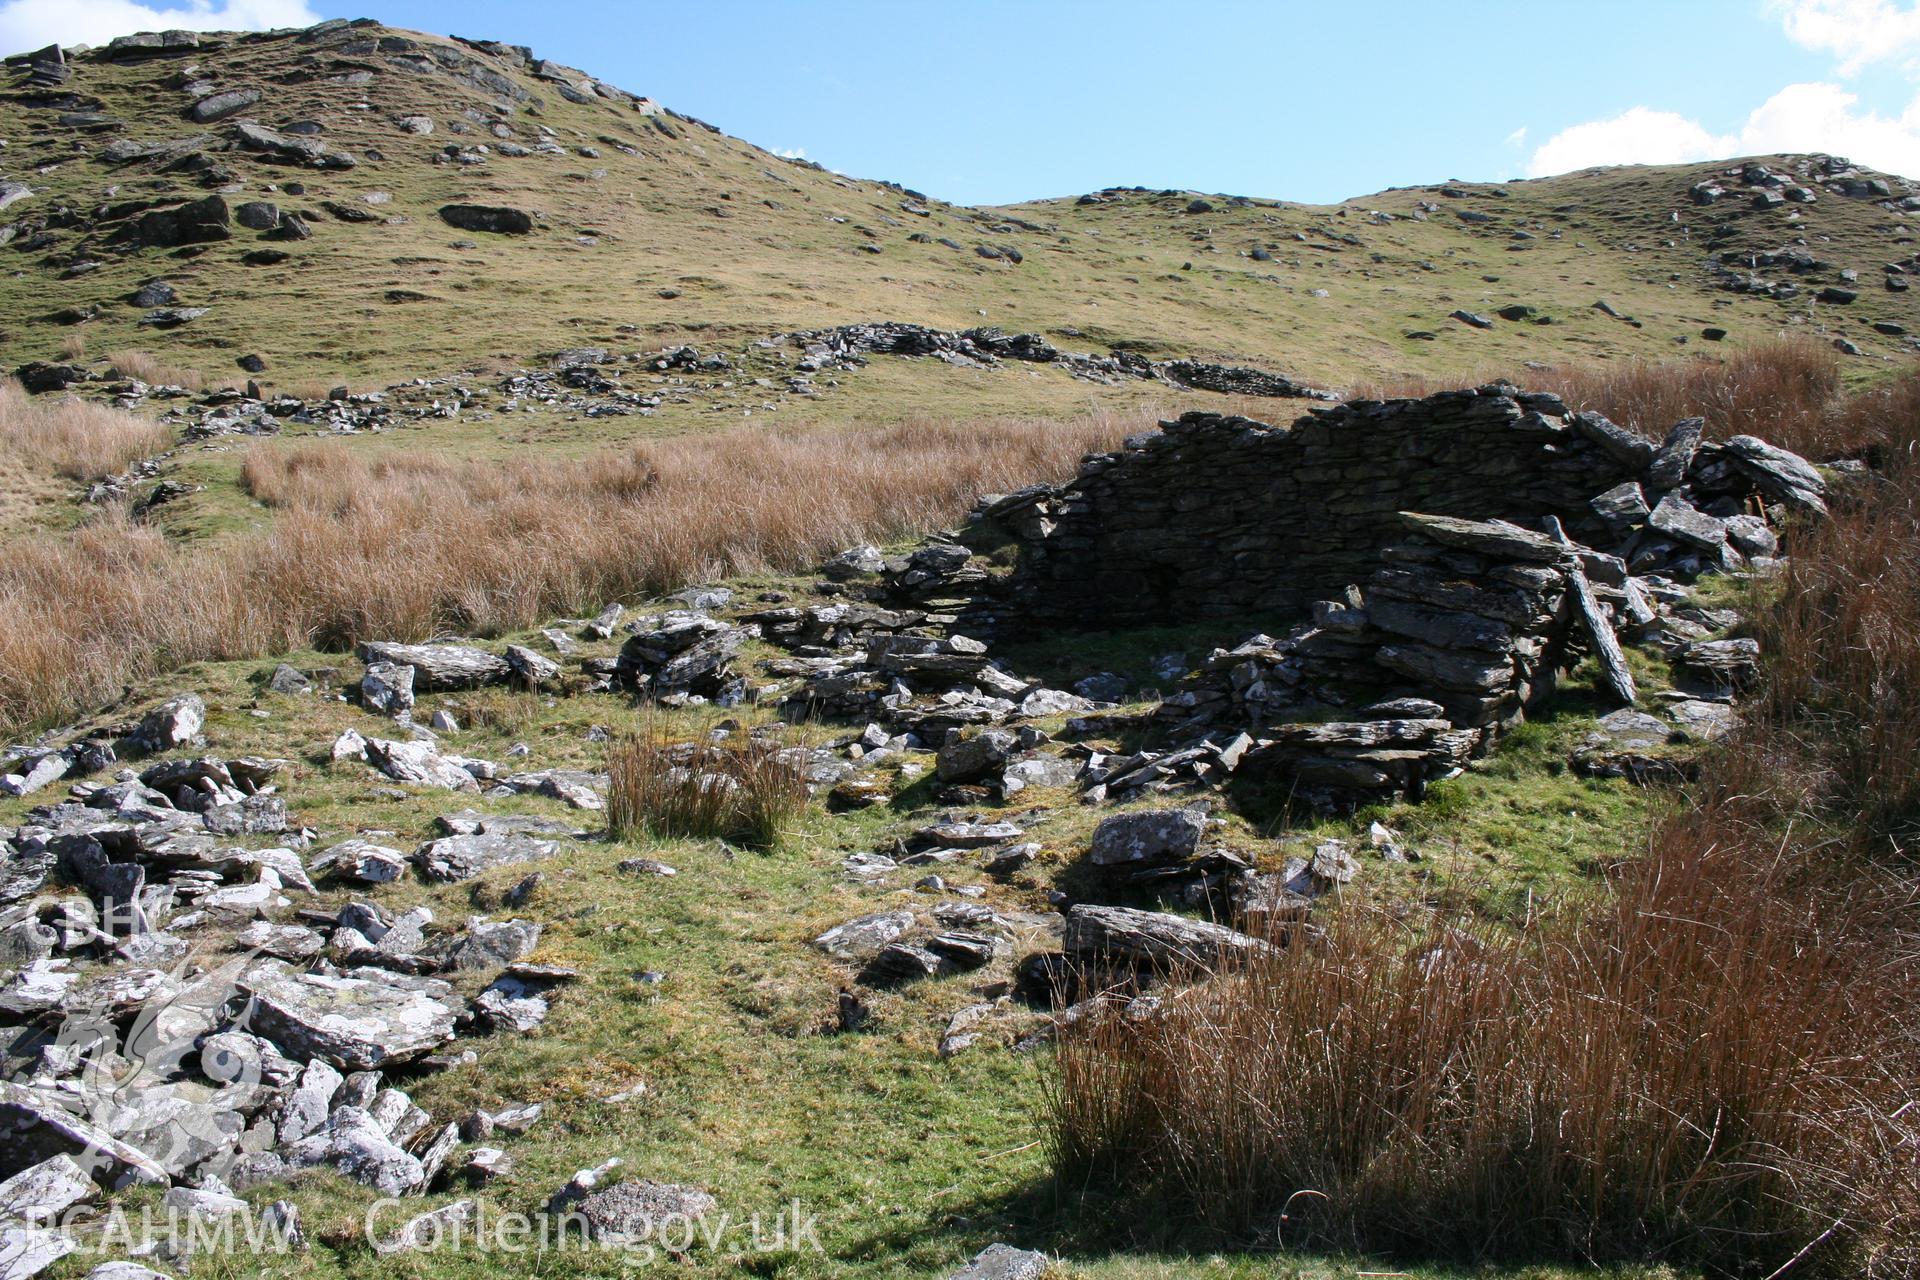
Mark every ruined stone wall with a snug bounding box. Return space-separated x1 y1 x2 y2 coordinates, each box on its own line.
969 386 1640 633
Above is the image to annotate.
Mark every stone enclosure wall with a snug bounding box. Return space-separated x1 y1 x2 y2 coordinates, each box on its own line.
969 386 1639 632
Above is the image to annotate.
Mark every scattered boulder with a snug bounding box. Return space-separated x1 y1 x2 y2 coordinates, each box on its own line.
1064 904 1279 969
360 661 415 715
413 831 560 883
814 910 915 963
233 121 355 168
186 88 260 123
126 195 230 247
1088 807 1207 866
357 642 510 691
439 204 533 234
134 694 204 751
363 739 479 792
944 1244 1051 1280
564 1178 716 1244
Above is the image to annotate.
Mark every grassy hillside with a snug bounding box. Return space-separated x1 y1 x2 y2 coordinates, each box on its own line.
3 17 1919 393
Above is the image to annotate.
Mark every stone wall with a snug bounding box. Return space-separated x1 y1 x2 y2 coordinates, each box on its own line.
965 386 1640 633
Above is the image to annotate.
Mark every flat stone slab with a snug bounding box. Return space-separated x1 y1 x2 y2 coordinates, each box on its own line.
237 961 457 1071
413 831 561 883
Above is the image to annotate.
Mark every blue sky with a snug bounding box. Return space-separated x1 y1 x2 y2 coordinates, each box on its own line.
8 0 1920 204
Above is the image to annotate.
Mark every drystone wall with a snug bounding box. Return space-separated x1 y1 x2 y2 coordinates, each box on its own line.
869 381 1825 805
966 386 1641 632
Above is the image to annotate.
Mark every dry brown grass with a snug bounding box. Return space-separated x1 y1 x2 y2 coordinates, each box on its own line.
1051 840 1915 1271
0 408 1148 732
103 349 211 391
1349 336 1853 456
270 377 348 401
606 719 810 847
1048 360 1920 1276
0 378 173 482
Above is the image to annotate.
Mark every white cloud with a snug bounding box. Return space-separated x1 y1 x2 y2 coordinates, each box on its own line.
1504 126 1528 149
1525 82 1920 179
1741 79 1920 169
772 146 807 160
0 0 318 57
1773 0 1920 74
1525 107 1737 176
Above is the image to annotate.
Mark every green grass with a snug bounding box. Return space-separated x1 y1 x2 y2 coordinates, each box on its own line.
1 577 1702 1279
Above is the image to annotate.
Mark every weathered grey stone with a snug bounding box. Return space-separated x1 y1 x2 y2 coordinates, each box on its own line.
438 204 532 234
1088 807 1206 866
187 88 260 123
1589 480 1650 531
1647 494 1727 550
0 1083 169 1188
0 1154 94 1224
0 1225 75 1279
429 918 541 972
360 662 414 715
312 839 408 884
1723 514 1779 558
1396 512 1563 562
233 121 355 168
237 962 458 1071
126 196 229 248
944 1243 1051 1280
569 1179 716 1244
363 740 478 792
503 644 561 686
1001 754 1080 792
1569 410 1655 469
285 1107 423 1196
413 832 559 883
913 820 1023 848
136 694 204 750
935 728 1018 782
1646 417 1705 491
357 642 509 690
81 1263 173 1280
813 910 915 962
1064 904 1277 969
275 1059 341 1145
1723 435 1828 514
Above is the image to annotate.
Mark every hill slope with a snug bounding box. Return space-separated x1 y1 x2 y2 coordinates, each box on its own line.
3 17 1920 391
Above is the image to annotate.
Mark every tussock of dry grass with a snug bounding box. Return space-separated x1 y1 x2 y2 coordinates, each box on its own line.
0 378 173 482
0 409 1148 732
1049 358 1920 1276
606 720 810 848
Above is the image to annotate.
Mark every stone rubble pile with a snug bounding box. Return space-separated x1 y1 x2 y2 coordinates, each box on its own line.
0 705 597 1270
860 385 1826 805
780 321 1330 397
